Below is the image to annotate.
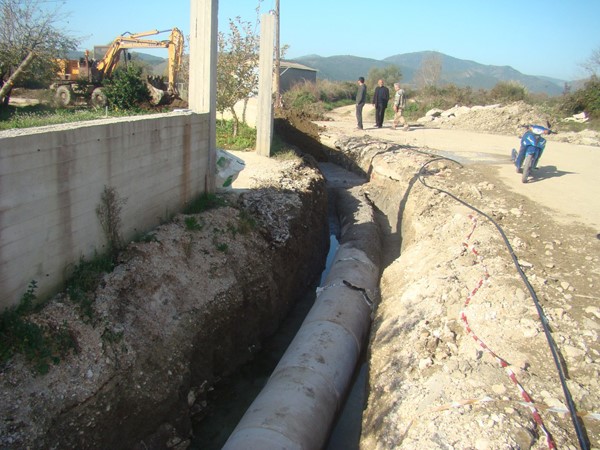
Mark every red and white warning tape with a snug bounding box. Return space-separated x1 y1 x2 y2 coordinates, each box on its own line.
460 214 556 449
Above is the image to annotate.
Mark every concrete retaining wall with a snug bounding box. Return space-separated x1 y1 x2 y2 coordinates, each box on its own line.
0 112 210 310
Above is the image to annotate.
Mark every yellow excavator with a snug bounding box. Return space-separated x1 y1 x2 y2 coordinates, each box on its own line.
52 28 184 107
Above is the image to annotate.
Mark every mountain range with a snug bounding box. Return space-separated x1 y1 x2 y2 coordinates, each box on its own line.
69 49 569 96
290 51 568 96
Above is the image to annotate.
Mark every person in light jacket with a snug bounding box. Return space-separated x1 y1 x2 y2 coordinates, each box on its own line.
392 82 409 131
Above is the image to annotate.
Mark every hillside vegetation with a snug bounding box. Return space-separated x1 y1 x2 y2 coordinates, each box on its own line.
290 51 568 96
281 76 599 132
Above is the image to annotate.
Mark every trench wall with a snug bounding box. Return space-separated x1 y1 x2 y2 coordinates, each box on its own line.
0 112 210 310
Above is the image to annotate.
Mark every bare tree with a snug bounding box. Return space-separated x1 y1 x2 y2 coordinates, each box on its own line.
414 52 443 89
0 0 78 106
216 16 260 137
580 46 600 76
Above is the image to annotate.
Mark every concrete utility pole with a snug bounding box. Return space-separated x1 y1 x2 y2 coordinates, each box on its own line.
273 0 282 109
256 13 275 157
189 0 218 191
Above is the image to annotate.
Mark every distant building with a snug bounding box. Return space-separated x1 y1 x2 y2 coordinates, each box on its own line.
280 61 317 92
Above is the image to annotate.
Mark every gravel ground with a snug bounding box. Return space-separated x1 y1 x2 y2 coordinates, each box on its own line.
314 105 600 449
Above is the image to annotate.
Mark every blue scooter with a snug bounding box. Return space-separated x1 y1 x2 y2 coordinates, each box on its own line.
511 124 554 183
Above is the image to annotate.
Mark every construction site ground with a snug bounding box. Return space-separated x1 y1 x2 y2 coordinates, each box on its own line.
307 104 600 449
2 94 599 449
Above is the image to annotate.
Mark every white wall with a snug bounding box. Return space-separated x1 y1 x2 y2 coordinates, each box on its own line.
0 112 210 310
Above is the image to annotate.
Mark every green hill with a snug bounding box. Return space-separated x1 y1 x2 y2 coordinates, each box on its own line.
291 51 566 96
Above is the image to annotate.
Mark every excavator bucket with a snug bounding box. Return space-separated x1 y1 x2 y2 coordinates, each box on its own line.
147 83 166 105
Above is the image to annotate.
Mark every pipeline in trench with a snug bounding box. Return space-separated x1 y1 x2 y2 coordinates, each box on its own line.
191 166 375 449
190 236 341 449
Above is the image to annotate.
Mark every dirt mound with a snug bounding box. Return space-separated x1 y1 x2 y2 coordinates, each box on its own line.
0 157 329 449
420 101 600 147
327 135 600 449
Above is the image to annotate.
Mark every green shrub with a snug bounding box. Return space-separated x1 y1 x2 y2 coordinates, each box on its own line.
315 79 355 104
66 253 115 322
285 88 318 110
490 81 527 103
103 66 151 110
0 281 77 374
282 79 356 120
561 76 600 119
184 193 228 215
216 119 256 150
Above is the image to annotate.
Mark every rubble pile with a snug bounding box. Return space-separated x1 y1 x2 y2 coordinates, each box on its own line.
419 101 600 146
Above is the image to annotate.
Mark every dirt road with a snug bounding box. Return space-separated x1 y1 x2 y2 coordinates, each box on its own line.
316 104 600 234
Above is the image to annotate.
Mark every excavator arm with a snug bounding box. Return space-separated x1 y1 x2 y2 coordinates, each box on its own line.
167 28 184 94
94 28 184 91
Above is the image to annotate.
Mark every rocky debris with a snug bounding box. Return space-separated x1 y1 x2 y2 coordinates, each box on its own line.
328 135 600 449
236 158 323 247
0 156 329 449
563 111 589 123
418 101 600 147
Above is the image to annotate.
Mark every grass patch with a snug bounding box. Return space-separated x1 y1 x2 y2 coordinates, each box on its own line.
185 216 204 231
1 180 123 373
137 232 159 243
216 119 256 150
322 98 354 111
236 210 257 234
270 132 300 159
0 281 78 375
184 192 228 215
558 117 600 132
0 104 155 131
215 242 229 253
66 252 115 323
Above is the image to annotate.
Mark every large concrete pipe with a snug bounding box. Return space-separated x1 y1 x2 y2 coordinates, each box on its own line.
223 187 382 449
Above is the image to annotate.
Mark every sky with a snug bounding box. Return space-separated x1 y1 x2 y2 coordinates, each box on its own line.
50 0 600 81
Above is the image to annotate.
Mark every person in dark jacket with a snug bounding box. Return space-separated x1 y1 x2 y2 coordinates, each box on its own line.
372 79 389 128
355 76 366 129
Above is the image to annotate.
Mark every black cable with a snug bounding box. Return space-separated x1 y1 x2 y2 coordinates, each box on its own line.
417 156 589 450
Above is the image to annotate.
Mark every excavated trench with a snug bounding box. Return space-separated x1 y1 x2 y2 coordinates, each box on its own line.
192 160 375 449
201 116 442 449
190 232 340 449
190 116 600 448
188 118 405 449
5 112 597 448
0 117 406 449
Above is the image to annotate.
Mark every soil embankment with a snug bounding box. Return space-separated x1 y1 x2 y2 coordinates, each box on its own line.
315 107 600 448
2 100 599 449
0 156 329 449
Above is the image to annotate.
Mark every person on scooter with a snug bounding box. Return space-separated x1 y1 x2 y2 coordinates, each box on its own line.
514 124 551 172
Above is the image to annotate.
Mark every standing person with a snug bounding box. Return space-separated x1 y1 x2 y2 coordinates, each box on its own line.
372 79 389 128
355 76 366 130
392 83 409 131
